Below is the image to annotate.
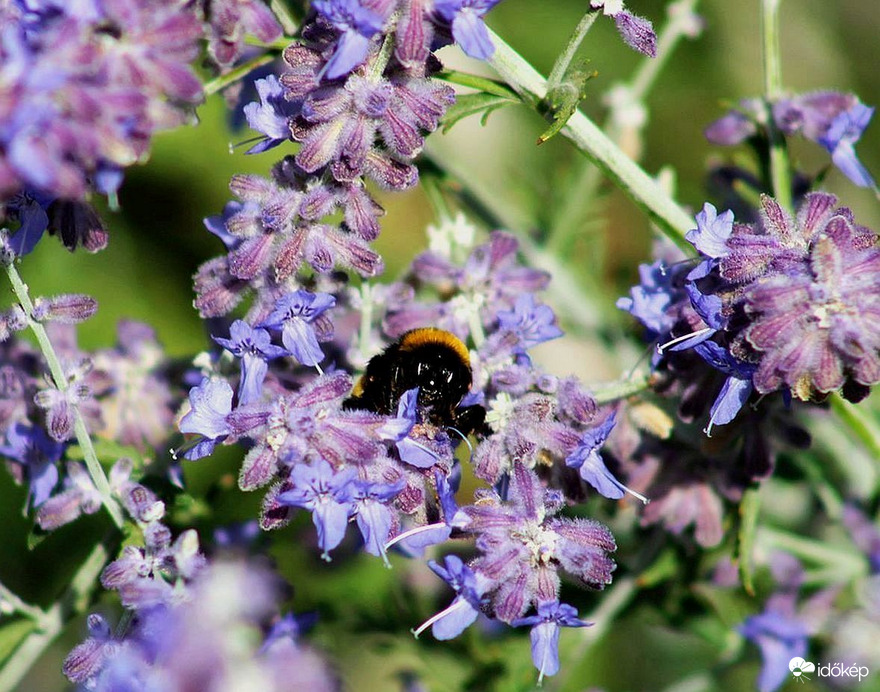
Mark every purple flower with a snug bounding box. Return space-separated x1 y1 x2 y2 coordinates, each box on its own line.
259 289 336 368
740 611 809 692
512 601 591 680
352 477 405 561
692 340 755 432
415 554 490 640
312 0 390 79
462 464 616 622
277 459 357 558
178 378 234 460
243 75 299 154
565 413 646 502
433 0 501 60
589 1 657 57
213 320 288 404
0 422 62 507
495 293 563 357
708 92 876 188
818 102 876 188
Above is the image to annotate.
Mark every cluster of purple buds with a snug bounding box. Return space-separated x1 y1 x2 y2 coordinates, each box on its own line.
621 193 880 432
0 315 178 529
705 91 876 189
196 0 527 319
64 557 336 691
180 222 627 677
0 0 204 202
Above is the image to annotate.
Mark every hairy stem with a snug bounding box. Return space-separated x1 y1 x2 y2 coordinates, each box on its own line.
3 262 124 529
548 0 702 253
546 10 599 88
204 52 278 96
486 27 695 250
761 0 792 210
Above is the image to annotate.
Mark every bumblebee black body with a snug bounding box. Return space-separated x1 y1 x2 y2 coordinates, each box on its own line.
344 328 486 436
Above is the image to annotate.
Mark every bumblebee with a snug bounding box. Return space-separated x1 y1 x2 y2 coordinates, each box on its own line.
344 328 486 436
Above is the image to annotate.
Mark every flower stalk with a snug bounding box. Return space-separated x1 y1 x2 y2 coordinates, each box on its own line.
3 262 124 529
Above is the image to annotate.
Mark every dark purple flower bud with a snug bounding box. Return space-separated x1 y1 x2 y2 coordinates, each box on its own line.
205 0 283 67
31 293 97 324
614 10 656 58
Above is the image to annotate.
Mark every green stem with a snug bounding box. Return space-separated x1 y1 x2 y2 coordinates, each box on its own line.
591 373 651 404
0 583 45 624
3 262 124 529
761 0 792 210
828 393 880 473
546 10 599 88
548 0 701 253
269 0 299 36
485 28 694 251
0 542 109 692
204 52 278 96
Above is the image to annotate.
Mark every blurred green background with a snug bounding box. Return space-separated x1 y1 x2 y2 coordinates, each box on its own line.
5 0 880 690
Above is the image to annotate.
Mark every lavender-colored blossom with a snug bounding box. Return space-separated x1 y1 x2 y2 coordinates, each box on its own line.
178 378 234 460
708 92 875 188
0 0 204 201
495 293 563 357
433 0 501 60
692 340 755 432
419 554 490 640
0 421 62 506
277 459 357 558
259 289 336 367
818 102 876 188
4 189 49 256
462 464 616 622
565 412 644 501
312 0 390 79
67 561 337 691
243 75 299 154
213 319 288 404
512 601 590 680
385 232 550 341
352 477 405 560
740 610 809 692
378 387 442 468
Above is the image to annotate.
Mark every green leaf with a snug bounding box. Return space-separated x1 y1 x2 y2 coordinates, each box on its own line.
441 93 516 133
437 69 518 99
0 619 37 667
537 63 597 144
737 486 761 596
66 438 147 469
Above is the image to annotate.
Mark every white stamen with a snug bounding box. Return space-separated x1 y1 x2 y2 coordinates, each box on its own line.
657 327 713 353
412 598 467 639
